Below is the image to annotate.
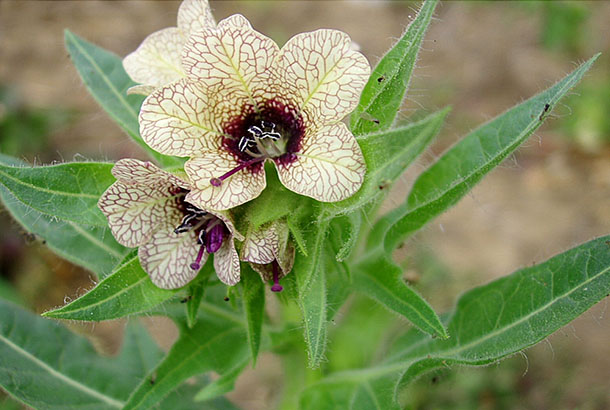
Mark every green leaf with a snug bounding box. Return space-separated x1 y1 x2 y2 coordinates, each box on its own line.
287 207 309 256
325 237 352 320
331 211 362 263
194 360 248 402
299 261 327 369
351 250 447 340
369 54 600 253
325 108 449 218
294 220 330 367
185 264 212 328
64 30 182 167
123 315 249 410
300 235 610 407
390 234 610 389
350 0 439 136
163 379 240 410
241 265 265 365
42 252 176 321
0 300 163 409
0 183 127 278
300 374 400 410
0 161 114 226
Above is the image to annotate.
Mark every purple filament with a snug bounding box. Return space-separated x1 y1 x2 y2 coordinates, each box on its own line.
190 244 206 271
210 157 265 187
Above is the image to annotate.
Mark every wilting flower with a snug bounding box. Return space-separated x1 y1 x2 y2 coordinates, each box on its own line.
123 0 215 95
241 220 295 292
139 12 370 210
98 158 243 289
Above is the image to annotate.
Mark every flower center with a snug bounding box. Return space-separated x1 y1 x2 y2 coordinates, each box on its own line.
210 99 304 187
172 194 228 271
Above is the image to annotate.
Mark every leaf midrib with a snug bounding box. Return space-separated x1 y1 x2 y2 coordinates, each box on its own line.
0 167 101 199
328 259 610 383
0 333 124 408
126 327 244 409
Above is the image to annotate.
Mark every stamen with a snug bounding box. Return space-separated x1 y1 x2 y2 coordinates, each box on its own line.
190 244 206 271
185 205 207 216
197 229 206 245
238 135 255 152
174 213 198 234
248 125 263 137
261 131 281 141
271 262 283 292
210 157 265 187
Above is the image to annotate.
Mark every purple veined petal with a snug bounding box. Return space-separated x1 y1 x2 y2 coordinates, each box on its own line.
275 122 366 202
273 29 370 126
177 0 216 36
123 27 186 89
182 22 279 108
111 158 189 189
139 224 203 289
241 222 278 265
213 238 241 286
98 181 183 248
184 153 267 211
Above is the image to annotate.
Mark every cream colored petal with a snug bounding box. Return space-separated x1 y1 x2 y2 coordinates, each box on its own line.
213 238 240 285
182 24 279 109
275 122 365 202
184 151 267 211
177 0 216 35
139 79 230 157
217 14 252 30
98 181 183 248
274 29 370 125
111 158 189 189
127 85 157 96
246 220 294 281
139 224 203 289
251 242 295 282
123 28 186 88
241 223 278 265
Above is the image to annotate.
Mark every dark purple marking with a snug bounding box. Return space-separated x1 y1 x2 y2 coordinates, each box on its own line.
171 191 230 269
222 99 304 168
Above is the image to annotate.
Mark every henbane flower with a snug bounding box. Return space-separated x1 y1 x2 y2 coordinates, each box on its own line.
241 220 295 292
98 158 243 289
139 12 371 210
123 0 215 96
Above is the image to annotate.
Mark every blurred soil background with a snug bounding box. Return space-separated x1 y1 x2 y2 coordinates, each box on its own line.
1 1 609 409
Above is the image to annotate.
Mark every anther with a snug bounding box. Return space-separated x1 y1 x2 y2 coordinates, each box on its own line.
190 244 206 271
174 214 197 234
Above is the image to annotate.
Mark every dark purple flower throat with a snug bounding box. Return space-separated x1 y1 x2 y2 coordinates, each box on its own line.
170 187 229 271
210 99 304 187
